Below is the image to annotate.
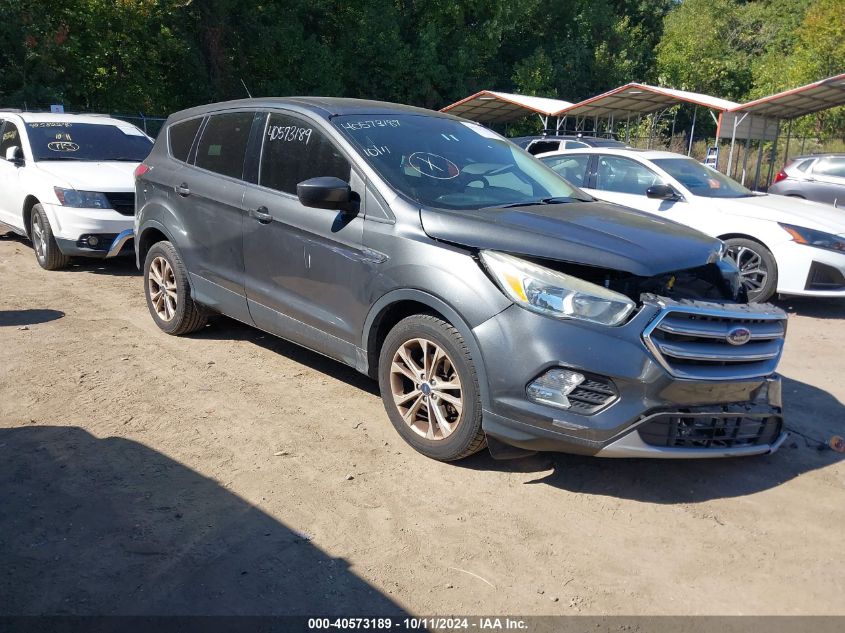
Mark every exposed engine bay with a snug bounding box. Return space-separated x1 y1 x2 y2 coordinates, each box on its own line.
531 258 746 304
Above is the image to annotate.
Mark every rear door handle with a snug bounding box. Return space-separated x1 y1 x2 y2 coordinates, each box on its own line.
175 183 191 196
250 206 273 224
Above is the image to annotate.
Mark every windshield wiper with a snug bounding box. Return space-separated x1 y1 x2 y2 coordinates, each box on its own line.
38 156 85 161
484 196 593 209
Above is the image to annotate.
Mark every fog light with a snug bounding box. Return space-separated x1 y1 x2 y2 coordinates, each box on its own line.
526 369 585 409
87 235 99 247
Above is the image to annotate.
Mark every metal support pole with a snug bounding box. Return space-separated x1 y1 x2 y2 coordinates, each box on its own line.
783 119 793 166
753 138 765 191
765 120 781 189
741 120 751 186
687 107 697 156
670 108 677 148
725 113 747 178
594 116 598 136
625 114 631 143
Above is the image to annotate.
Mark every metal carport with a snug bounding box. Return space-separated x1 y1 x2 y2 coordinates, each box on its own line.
718 73 845 190
439 90 573 130
554 83 738 155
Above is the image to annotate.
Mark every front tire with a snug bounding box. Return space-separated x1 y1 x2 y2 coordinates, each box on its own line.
724 237 778 303
30 204 69 270
143 241 207 335
378 314 485 461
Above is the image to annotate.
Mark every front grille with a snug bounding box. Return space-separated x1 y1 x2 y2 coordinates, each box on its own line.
638 408 782 449
104 192 135 216
567 378 617 415
642 295 786 380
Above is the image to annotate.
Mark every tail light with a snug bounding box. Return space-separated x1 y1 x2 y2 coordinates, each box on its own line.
134 163 151 179
773 169 788 184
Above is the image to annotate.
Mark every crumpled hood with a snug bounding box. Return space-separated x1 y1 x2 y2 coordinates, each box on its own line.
715 194 845 235
34 161 138 192
421 201 723 277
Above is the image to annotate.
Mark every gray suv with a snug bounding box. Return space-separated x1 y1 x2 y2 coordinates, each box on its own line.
135 98 788 462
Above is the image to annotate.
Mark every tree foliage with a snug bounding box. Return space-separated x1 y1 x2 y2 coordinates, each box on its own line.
0 0 841 140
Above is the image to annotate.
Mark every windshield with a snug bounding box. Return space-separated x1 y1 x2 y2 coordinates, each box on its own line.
25 122 153 162
652 157 753 198
333 115 586 210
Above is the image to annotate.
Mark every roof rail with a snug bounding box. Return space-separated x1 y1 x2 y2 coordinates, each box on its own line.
0 108 23 113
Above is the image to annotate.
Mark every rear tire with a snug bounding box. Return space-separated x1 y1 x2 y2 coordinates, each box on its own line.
143 241 207 335
724 237 778 303
378 314 486 461
30 204 69 270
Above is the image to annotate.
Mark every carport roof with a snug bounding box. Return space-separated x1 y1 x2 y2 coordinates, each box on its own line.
440 90 574 123
557 83 739 117
729 73 845 119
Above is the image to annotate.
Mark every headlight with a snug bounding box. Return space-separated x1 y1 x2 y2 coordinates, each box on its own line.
480 250 635 326
54 187 111 209
780 223 845 253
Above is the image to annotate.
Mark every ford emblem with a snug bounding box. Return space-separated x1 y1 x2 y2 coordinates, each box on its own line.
726 326 752 346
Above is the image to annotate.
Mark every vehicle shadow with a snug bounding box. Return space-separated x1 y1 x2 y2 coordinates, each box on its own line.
0 425 409 616
65 255 139 277
0 233 139 276
192 316 380 396
0 309 64 327
459 375 843 504
774 295 845 319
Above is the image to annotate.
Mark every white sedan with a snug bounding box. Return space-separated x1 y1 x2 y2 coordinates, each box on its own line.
538 147 845 302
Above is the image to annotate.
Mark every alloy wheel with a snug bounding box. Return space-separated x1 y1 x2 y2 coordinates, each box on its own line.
32 215 45 261
389 338 463 440
148 256 178 321
725 244 768 295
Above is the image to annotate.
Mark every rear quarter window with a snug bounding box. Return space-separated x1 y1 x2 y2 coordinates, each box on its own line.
194 112 254 179
168 118 203 163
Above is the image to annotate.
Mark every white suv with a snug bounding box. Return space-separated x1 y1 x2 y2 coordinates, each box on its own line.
0 111 153 269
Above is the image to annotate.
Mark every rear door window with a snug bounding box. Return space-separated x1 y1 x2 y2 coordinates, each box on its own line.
169 117 204 163
814 157 845 178
259 112 350 195
526 140 560 155
194 112 254 179
595 155 664 195
542 154 591 187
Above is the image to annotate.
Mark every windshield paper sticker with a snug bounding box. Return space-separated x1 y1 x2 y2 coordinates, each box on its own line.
268 124 312 144
461 121 503 140
118 125 145 136
407 152 460 179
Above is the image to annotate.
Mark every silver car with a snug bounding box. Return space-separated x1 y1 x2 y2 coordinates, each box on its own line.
769 154 845 208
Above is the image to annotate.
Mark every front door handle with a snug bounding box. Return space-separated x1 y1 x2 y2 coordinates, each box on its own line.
250 206 273 224
175 183 191 196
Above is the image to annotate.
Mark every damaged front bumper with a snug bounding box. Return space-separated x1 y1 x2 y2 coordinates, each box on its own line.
474 296 788 459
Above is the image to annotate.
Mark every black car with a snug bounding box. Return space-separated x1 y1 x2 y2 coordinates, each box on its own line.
511 134 627 155
134 97 787 462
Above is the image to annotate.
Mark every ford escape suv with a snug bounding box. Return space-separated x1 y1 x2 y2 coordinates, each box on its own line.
135 98 788 462
0 111 153 269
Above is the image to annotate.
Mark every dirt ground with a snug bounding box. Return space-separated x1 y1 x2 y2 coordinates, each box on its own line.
1 231 844 617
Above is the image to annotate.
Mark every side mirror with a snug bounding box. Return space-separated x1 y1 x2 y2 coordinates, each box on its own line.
646 184 680 201
5 146 23 165
296 176 359 214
